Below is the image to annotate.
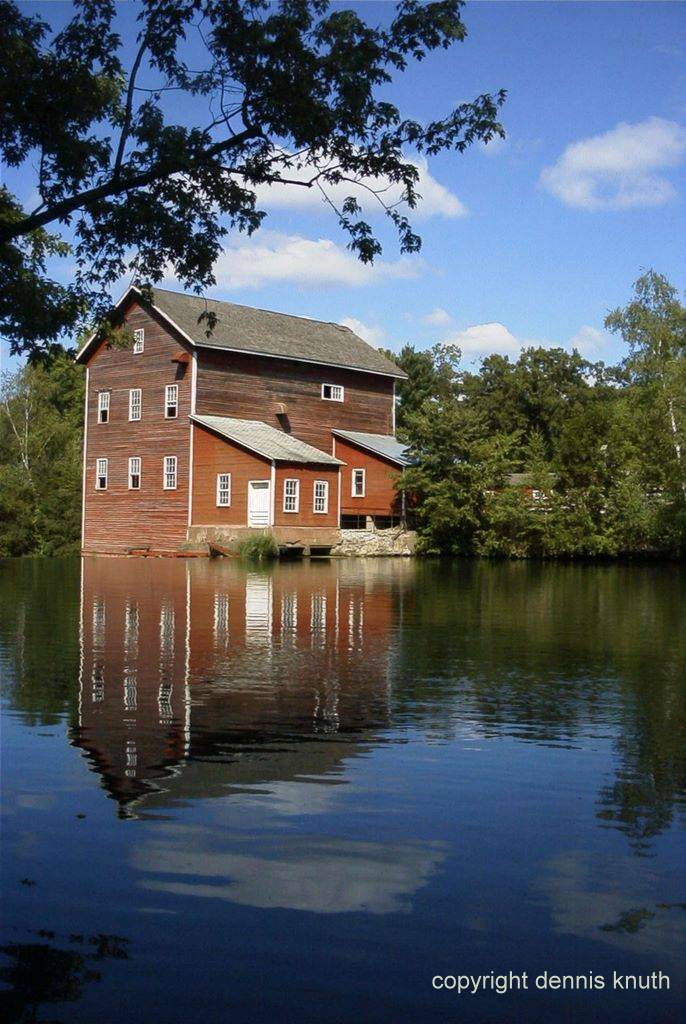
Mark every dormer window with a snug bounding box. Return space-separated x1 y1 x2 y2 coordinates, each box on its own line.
165 384 178 418
132 328 144 354
322 383 344 402
98 391 110 423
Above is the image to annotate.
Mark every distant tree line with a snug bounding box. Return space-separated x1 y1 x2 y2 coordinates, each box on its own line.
0 269 683 558
0 352 83 555
392 270 686 558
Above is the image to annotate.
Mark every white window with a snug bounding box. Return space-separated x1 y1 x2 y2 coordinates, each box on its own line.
531 489 542 501
95 458 108 490
98 391 110 423
283 478 300 513
321 383 344 402
132 328 144 354
128 457 141 490
214 593 229 637
163 455 177 490
216 472 231 507
313 479 329 514
129 388 141 421
165 384 178 418
352 468 366 497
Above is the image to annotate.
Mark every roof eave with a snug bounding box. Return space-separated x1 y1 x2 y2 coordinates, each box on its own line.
192 339 407 379
331 429 410 467
76 285 407 380
190 415 343 465
75 285 198 364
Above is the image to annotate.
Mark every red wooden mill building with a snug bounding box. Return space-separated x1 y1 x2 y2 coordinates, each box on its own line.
77 286 410 555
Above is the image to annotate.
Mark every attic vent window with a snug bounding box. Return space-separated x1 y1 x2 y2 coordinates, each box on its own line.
322 383 344 402
132 329 144 354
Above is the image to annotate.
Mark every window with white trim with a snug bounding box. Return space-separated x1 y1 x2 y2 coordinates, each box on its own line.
129 388 141 421
283 478 300 513
98 391 110 423
95 458 108 490
163 456 177 490
352 468 366 497
313 479 329 514
216 473 231 507
165 383 178 418
321 383 344 402
128 457 141 490
132 328 144 354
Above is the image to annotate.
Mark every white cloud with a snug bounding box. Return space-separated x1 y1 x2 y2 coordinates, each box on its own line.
539 117 686 210
443 322 523 358
340 317 385 346
204 231 419 290
253 154 466 220
421 307 453 327
441 321 615 361
568 325 611 358
135 831 447 915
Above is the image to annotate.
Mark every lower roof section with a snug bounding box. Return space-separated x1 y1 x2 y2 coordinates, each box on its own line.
332 429 411 466
191 414 343 465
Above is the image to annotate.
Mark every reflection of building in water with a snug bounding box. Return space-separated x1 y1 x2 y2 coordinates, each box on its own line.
75 557 413 816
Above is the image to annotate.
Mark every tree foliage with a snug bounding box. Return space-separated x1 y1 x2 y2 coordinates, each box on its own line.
0 0 505 357
0 354 84 555
393 270 686 559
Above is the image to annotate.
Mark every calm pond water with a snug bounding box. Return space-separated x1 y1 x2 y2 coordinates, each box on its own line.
0 556 684 1024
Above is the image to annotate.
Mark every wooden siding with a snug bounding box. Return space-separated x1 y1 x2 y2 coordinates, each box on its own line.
191 422 270 527
274 463 339 528
334 436 402 517
196 349 394 451
191 424 340 528
82 301 192 552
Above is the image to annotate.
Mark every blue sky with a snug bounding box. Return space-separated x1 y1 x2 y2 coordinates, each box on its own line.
2 1 685 372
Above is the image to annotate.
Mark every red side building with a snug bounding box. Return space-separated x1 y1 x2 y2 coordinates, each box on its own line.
76 286 409 554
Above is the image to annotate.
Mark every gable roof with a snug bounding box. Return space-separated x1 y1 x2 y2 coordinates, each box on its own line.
77 285 406 378
191 414 343 465
332 429 411 466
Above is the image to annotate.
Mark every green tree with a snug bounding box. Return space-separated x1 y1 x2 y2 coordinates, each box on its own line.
400 272 684 559
0 354 84 555
0 0 505 357
463 346 604 457
383 340 461 430
605 270 686 504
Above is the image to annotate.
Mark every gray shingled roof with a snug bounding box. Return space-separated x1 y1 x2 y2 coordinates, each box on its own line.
149 287 406 378
192 415 343 465
332 429 411 465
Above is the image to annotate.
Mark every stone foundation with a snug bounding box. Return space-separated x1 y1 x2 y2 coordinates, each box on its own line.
184 524 417 557
331 527 417 557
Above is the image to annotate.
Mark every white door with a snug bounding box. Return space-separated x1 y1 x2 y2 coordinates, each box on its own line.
245 574 273 645
248 480 271 527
